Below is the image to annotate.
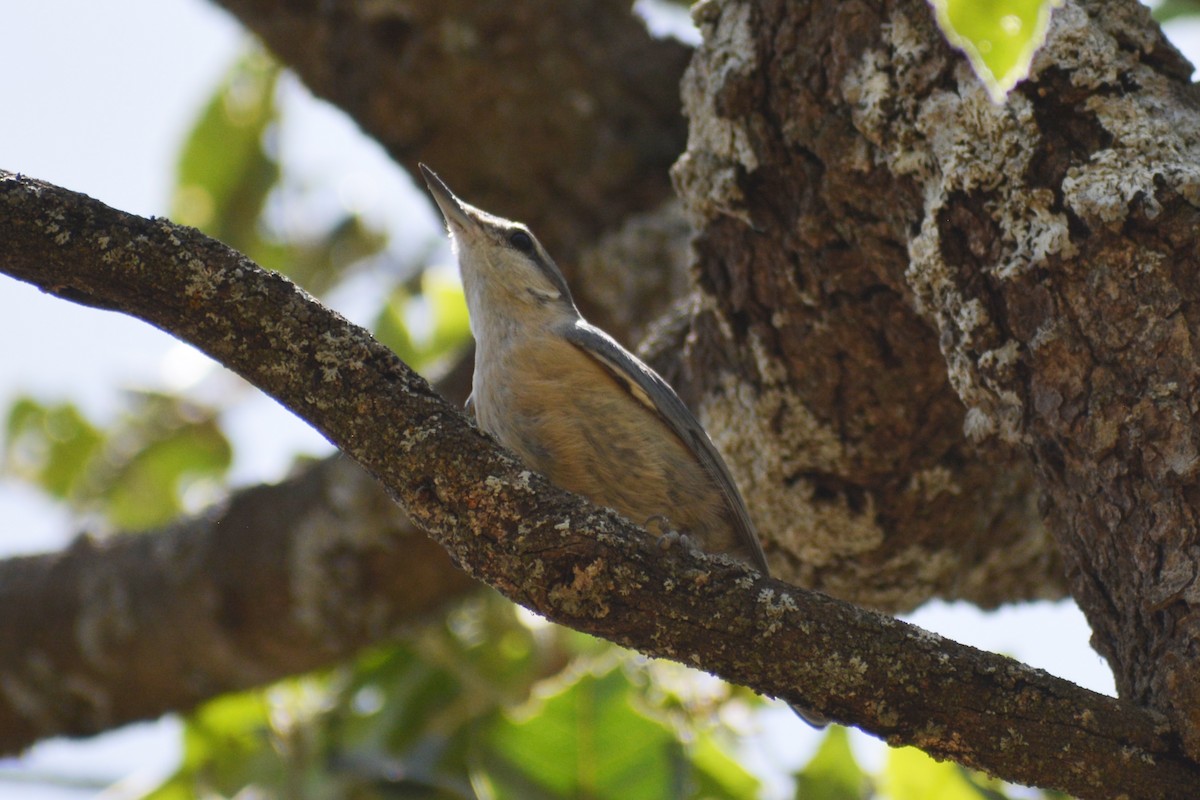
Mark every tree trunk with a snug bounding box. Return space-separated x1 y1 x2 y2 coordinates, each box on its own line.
676 0 1200 757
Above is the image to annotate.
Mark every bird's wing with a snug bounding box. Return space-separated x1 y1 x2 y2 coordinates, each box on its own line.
567 323 830 727
563 320 770 574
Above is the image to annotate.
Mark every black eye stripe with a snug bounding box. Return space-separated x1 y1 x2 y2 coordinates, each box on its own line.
509 230 534 252
497 225 576 304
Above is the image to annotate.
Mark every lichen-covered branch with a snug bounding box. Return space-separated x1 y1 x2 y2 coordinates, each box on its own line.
3 171 1199 798
675 0 1200 761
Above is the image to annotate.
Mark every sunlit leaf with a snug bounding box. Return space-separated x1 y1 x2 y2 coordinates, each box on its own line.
3 393 231 531
172 45 390 295
172 46 280 257
1154 0 1200 23
185 690 274 764
374 286 420 366
321 596 542 794
137 779 192 800
421 271 472 365
880 745 984 800
472 669 681 800
929 0 1061 103
689 729 761 799
373 272 471 373
794 726 870 800
482 669 633 794
3 397 102 499
285 214 389 296
143 690 282 799
103 414 232 530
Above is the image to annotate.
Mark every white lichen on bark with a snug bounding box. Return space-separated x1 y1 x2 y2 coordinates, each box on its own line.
671 0 760 225
698 329 887 591
840 7 1112 446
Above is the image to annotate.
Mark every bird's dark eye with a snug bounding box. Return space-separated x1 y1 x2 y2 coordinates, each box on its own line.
509 230 534 252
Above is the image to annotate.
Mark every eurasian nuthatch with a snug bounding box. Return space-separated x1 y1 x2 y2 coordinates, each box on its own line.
420 164 826 727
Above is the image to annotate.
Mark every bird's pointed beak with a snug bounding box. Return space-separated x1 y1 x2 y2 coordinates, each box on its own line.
419 164 475 236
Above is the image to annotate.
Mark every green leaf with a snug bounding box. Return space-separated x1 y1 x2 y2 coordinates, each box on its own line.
3 397 102 499
172 46 280 255
342 643 468 758
794 726 870 800
472 669 681 800
421 271 472 368
102 414 231 531
324 596 541 785
880 746 984 800
929 0 1061 103
137 779 192 800
689 730 761 799
1154 0 1200 23
283 214 389 296
374 286 420 367
5 393 231 531
172 45 389 294
145 690 282 799
373 272 471 372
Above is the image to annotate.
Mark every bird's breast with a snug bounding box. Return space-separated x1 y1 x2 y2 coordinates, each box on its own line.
471 336 739 556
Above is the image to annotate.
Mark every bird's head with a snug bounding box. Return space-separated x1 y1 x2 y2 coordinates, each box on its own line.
421 164 578 339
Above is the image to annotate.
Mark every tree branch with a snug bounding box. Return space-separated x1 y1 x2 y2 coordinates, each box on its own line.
3 172 1198 798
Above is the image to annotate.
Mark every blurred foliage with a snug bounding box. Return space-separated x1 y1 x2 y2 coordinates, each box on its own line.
375 270 473 375
478 669 729 799
138 590 1064 800
1154 0 1200 22
171 48 280 257
3 392 230 531
881 746 994 800
1 42 458 532
929 0 1061 103
171 46 387 296
793 726 869 800
142 593 770 800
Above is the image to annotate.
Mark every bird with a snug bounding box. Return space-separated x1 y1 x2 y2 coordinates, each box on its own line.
420 164 827 727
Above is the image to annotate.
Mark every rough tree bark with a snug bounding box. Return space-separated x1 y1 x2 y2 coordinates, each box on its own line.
673 0 1200 761
3 171 1198 799
670 0 1059 608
